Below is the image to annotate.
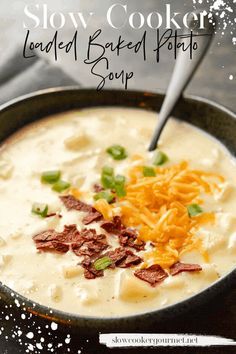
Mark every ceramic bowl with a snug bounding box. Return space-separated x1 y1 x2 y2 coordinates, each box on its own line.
0 87 235 333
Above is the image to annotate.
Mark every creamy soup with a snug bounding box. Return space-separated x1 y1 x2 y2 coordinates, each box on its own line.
0 107 236 317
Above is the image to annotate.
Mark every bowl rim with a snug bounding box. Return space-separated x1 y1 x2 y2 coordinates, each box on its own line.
0 86 235 325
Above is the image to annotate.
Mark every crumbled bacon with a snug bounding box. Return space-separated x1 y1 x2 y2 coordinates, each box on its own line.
119 228 137 247
101 216 146 250
34 240 55 251
119 228 146 251
107 247 142 268
81 256 104 279
33 226 80 253
45 213 62 218
134 264 168 287
60 195 103 226
170 262 202 276
34 238 69 254
56 225 82 243
60 195 94 213
132 240 146 251
100 215 123 234
51 241 70 253
82 211 102 225
71 229 108 257
93 183 104 193
33 229 59 242
119 253 142 268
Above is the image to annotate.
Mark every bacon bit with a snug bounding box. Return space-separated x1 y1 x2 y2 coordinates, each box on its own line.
81 256 104 279
60 195 94 213
56 225 81 243
170 261 202 276
45 213 57 218
100 216 146 251
33 226 81 253
107 247 142 268
100 215 123 234
134 264 168 287
61 194 103 226
132 240 146 251
51 241 69 253
71 229 108 257
33 229 58 242
34 237 70 254
119 228 137 247
93 183 104 193
34 240 55 251
82 211 102 225
119 253 142 268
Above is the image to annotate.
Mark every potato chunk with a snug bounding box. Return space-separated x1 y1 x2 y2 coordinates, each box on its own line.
117 270 156 302
64 130 90 150
0 158 13 179
62 265 83 279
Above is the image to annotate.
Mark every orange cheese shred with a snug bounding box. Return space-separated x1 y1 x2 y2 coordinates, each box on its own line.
115 160 223 268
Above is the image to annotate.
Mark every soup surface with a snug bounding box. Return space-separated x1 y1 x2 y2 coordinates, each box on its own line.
0 107 236 317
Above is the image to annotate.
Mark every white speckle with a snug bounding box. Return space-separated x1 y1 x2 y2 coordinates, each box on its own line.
21 314 26 319
14 299 20 307
26 332 34 339
229 75 233 80
51 322 58 331
5 315 9 320
36 343 43 350
28 344 34 351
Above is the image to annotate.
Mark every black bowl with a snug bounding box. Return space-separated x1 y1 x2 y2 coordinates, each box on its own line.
0 87 235 333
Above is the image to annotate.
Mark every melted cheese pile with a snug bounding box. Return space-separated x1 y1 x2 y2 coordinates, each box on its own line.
118 160 224 268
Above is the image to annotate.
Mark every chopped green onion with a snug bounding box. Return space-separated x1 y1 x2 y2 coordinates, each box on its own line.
101 166 115 189
52 180 71 193
32 203 48 217
187 204 203 217
106 145 127 160
94 190 115 203
143 166 156 177
94 256 112 270
114 175 126 197
41 170 61 184
153 150 169 166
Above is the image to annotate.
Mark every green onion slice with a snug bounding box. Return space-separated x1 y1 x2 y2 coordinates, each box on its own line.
153 150 169 166
106 145 127 160
143 166 156 177
114 174 126 197
94 190 115 203
101 166 115 189
41 170 61 184
32 203 48 217
52 180 71 193
94 256 112 270
187 204 203 217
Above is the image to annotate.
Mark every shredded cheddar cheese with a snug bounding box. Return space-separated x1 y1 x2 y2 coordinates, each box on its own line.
94 199 113 220
116 161 224 268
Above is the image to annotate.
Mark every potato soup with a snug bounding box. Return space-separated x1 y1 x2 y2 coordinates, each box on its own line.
0 107 235 317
